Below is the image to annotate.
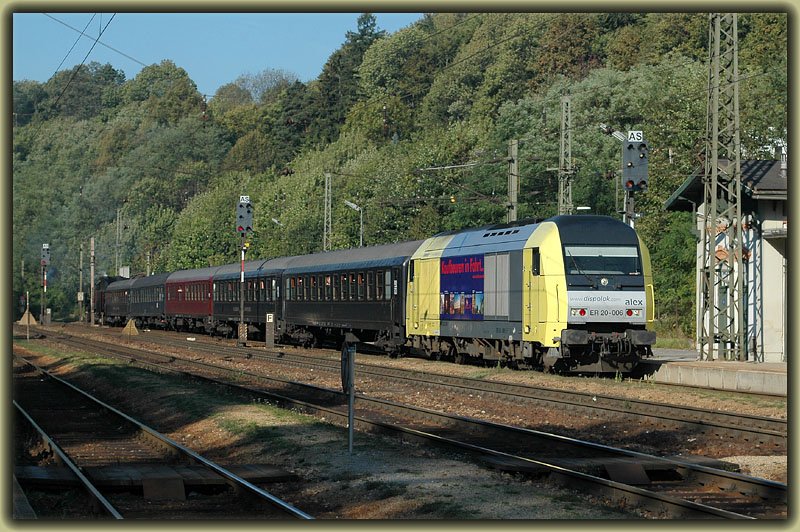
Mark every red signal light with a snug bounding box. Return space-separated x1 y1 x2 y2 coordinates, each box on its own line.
626 309 633 316
579 308 586 316
625 180 635 189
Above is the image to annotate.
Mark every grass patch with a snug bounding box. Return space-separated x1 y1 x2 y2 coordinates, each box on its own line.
417 500 470 518
361 480 408 499
215 418 296 452
467 366 514 380
652 325 694 349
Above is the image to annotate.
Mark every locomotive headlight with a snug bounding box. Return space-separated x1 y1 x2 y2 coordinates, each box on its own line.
627 309 642 317
571 308 587 317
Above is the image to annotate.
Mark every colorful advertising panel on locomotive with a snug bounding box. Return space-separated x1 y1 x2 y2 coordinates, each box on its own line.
440 254 485 321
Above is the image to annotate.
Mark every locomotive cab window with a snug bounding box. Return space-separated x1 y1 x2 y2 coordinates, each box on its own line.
563 245 640 276
532 248 540 276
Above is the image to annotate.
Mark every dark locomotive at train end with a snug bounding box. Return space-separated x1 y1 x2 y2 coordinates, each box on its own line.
95 215 655 374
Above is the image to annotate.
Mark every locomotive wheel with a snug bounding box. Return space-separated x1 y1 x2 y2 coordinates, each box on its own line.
444 342 457 363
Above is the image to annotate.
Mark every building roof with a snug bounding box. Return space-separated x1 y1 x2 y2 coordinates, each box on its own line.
664 159 787 212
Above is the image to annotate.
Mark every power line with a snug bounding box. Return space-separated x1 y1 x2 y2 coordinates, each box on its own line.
43 13 148 68
50 13 97 77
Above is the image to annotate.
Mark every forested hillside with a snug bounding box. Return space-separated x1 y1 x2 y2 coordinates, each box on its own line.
12 12 787 339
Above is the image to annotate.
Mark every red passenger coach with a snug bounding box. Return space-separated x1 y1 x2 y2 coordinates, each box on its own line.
165 266 222 333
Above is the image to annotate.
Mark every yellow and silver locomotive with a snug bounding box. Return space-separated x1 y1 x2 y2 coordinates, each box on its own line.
405 215 655 372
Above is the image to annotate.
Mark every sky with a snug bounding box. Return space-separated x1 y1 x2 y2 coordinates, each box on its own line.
12 12 424 97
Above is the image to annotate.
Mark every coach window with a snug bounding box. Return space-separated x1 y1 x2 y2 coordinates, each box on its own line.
309 276 317 301
324 275 332 300
317 275 324 301
349 273 356 301
271 278 277 301
367 271 374 301
376 271 385 300
356 273 364 300
385 270 392 300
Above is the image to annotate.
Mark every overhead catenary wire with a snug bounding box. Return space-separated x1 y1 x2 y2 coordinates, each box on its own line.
49 13 97 77
43 13 148 68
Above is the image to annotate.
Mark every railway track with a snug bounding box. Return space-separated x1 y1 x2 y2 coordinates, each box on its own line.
18 329 787 519
12 355 313 520
68 326 788 451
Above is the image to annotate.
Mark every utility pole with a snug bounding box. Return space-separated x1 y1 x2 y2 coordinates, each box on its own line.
115 208 120 275
699 13 745 362
507 139 519 222
323 172 332 251
90 238 95 325
558 95 574 216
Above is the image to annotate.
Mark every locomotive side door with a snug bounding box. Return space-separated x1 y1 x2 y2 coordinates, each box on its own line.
407 258 440 337
523 246 546 345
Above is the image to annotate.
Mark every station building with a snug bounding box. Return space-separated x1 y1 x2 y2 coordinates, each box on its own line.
665 157 787 363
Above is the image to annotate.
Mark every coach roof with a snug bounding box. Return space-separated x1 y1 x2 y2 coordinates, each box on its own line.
283 240 425 274
131 272 171 289
167 265 224 283
213 260 268 280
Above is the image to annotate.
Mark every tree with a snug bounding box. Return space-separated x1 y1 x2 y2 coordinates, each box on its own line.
122 60 203 125
310 13 387 144
233 68 298 104
12 80 46 127
209 82 253 116
37 62 125 121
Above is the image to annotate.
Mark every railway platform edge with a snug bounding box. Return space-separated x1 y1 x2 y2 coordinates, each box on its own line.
641 349 786 396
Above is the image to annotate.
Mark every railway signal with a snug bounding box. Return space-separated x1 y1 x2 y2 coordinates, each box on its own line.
236 196 253 236
622 131 649 191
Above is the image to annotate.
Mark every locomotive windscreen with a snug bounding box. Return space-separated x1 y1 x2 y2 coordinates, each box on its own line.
563 245 641 276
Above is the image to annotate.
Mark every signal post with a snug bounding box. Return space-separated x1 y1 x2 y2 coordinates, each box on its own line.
236 196 254 346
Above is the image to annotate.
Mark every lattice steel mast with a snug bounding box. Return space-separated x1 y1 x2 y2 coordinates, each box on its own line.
699 13 745 361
